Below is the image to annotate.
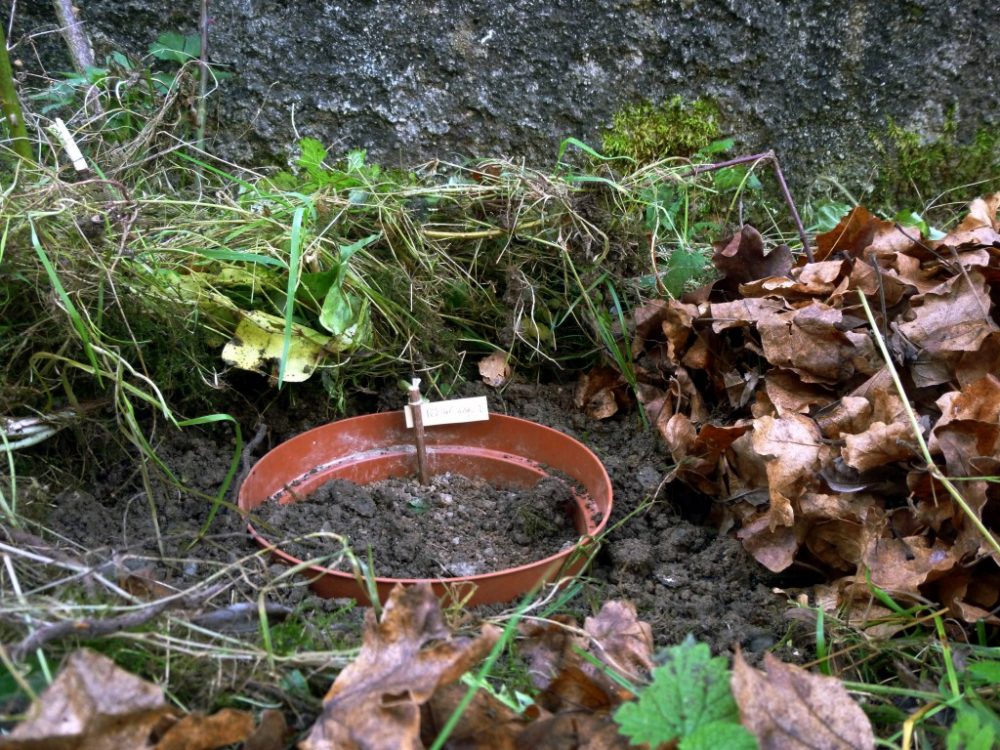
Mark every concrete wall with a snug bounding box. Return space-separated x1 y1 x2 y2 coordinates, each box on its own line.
9 1 997 187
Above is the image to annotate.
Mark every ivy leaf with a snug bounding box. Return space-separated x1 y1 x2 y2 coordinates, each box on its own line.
613 636 739 746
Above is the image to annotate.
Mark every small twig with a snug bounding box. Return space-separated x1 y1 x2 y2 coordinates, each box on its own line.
684 150 812 262
195 0 210 190
10 599 175 662
190 600 291 632
5 528 97 596
50 0 95 73
235 420 269 499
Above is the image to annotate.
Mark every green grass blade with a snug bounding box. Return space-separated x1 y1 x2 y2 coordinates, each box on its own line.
179 413 243 543
28 219 103 386
278 205 307 387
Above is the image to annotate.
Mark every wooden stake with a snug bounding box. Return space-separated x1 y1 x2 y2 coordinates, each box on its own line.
408 379 430 484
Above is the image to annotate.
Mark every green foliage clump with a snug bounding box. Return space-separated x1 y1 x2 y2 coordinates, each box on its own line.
614 636 757 749
602 96 721 163
871 110 1000 213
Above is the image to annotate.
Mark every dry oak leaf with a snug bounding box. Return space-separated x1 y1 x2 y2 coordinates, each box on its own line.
583 600 655 686
862 536 957 597
813 205 913 263
0 648 174 750
752 414 827 503
935 192 1000 248
737 512 799 572
764 369 835 417
420 683 525 750
574 366 628 420
154 709 256 750
896 270 999 355
712 225 794 294
756 304 878 385
301 583 500 750
841 420 918 473
513 711 629 750
478 351 511 387
732 650 874 750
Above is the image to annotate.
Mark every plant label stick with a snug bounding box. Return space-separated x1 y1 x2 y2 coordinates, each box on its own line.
407 378 430 484
51 118 89 173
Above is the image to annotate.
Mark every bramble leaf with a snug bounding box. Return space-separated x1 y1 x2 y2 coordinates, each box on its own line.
613 635 739 746
681 720 758 750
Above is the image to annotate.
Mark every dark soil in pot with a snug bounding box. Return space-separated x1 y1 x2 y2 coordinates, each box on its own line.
254 472 581 578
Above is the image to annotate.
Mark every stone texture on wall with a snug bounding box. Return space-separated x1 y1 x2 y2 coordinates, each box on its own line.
9 1 998 187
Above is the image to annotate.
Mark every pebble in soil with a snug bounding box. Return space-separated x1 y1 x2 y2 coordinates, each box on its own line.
255 472 581 579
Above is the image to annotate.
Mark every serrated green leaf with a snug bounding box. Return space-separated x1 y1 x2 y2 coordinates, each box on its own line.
296 137 329 180
680 720 758 750
347 149 367 171
614 636 739 746
967 661 1000 684
947 708 996 750
662 248 710 298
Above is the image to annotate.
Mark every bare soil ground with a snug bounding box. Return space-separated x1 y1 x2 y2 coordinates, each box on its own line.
26 380 793 657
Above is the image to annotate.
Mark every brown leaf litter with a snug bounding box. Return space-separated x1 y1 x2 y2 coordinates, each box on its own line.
594 195 1000 624
3 586 877 750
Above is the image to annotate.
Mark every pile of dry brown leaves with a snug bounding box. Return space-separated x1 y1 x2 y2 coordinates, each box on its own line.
578 194 1000 626
3 584 875 749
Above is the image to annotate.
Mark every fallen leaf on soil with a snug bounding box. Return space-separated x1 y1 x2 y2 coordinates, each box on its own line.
301 583 500 750
513 711 629 750
421 683 526 750
154 709 255 750
732 650 875 750
711 226 793 296
574 366 629 419
0 648 172 750
583 600 654 687
0 649 264 750
478 351 511 387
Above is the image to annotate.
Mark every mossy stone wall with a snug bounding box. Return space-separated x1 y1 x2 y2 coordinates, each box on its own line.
11 1 999 189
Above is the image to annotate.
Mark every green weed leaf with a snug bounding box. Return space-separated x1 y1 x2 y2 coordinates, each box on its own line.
297 137 329 180
149 32 201 63
809 201 853 233
614 636 741 746
947 707 997 750
967 661 1000 685
663 247 710 298
681 720 758 750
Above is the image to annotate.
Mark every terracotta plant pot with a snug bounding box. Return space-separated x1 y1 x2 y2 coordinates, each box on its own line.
238 411 613 606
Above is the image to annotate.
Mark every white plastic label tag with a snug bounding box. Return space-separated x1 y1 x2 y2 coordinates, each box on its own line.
405 396 490 428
